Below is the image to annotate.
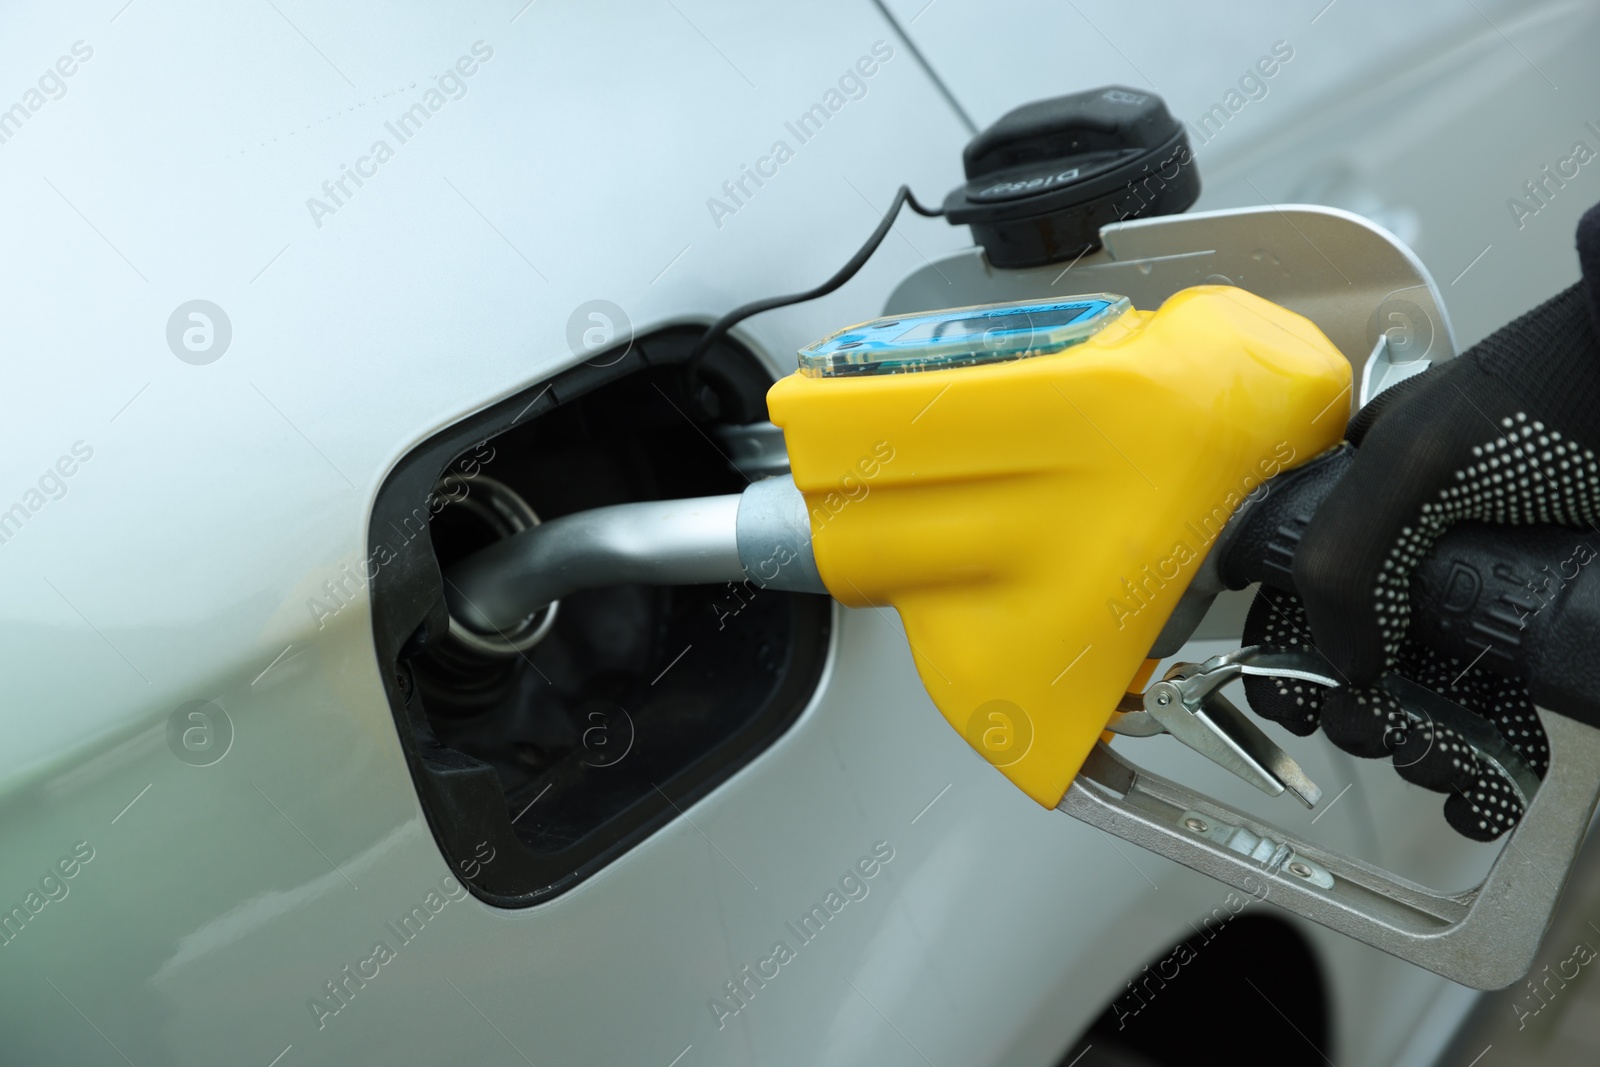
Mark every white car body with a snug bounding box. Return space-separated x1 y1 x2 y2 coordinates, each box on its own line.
1 1 1596 1064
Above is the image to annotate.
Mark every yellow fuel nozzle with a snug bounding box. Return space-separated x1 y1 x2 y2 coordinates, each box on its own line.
767 285 1351 807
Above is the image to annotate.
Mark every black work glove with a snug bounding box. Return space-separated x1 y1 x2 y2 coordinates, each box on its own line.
1244 587 1549 839
1242 203 1600 841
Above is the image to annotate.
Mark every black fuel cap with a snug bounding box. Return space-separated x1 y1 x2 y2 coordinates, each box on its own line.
943 86 1200 269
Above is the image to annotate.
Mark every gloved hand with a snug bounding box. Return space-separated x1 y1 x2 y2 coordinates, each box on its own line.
1243 203 1600 840
1243 586 1549 839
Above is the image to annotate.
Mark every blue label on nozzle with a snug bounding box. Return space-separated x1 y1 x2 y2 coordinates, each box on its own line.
799 294 1129 377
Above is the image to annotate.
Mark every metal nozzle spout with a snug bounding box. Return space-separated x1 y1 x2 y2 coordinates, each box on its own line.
443 474 825 635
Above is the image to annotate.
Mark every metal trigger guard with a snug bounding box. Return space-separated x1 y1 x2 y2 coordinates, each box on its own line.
1097 646 1567 988
1062 711 1600 989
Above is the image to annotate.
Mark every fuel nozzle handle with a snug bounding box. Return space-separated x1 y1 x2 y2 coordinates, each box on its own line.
1217 446 1600 725
1216 445 1354 594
